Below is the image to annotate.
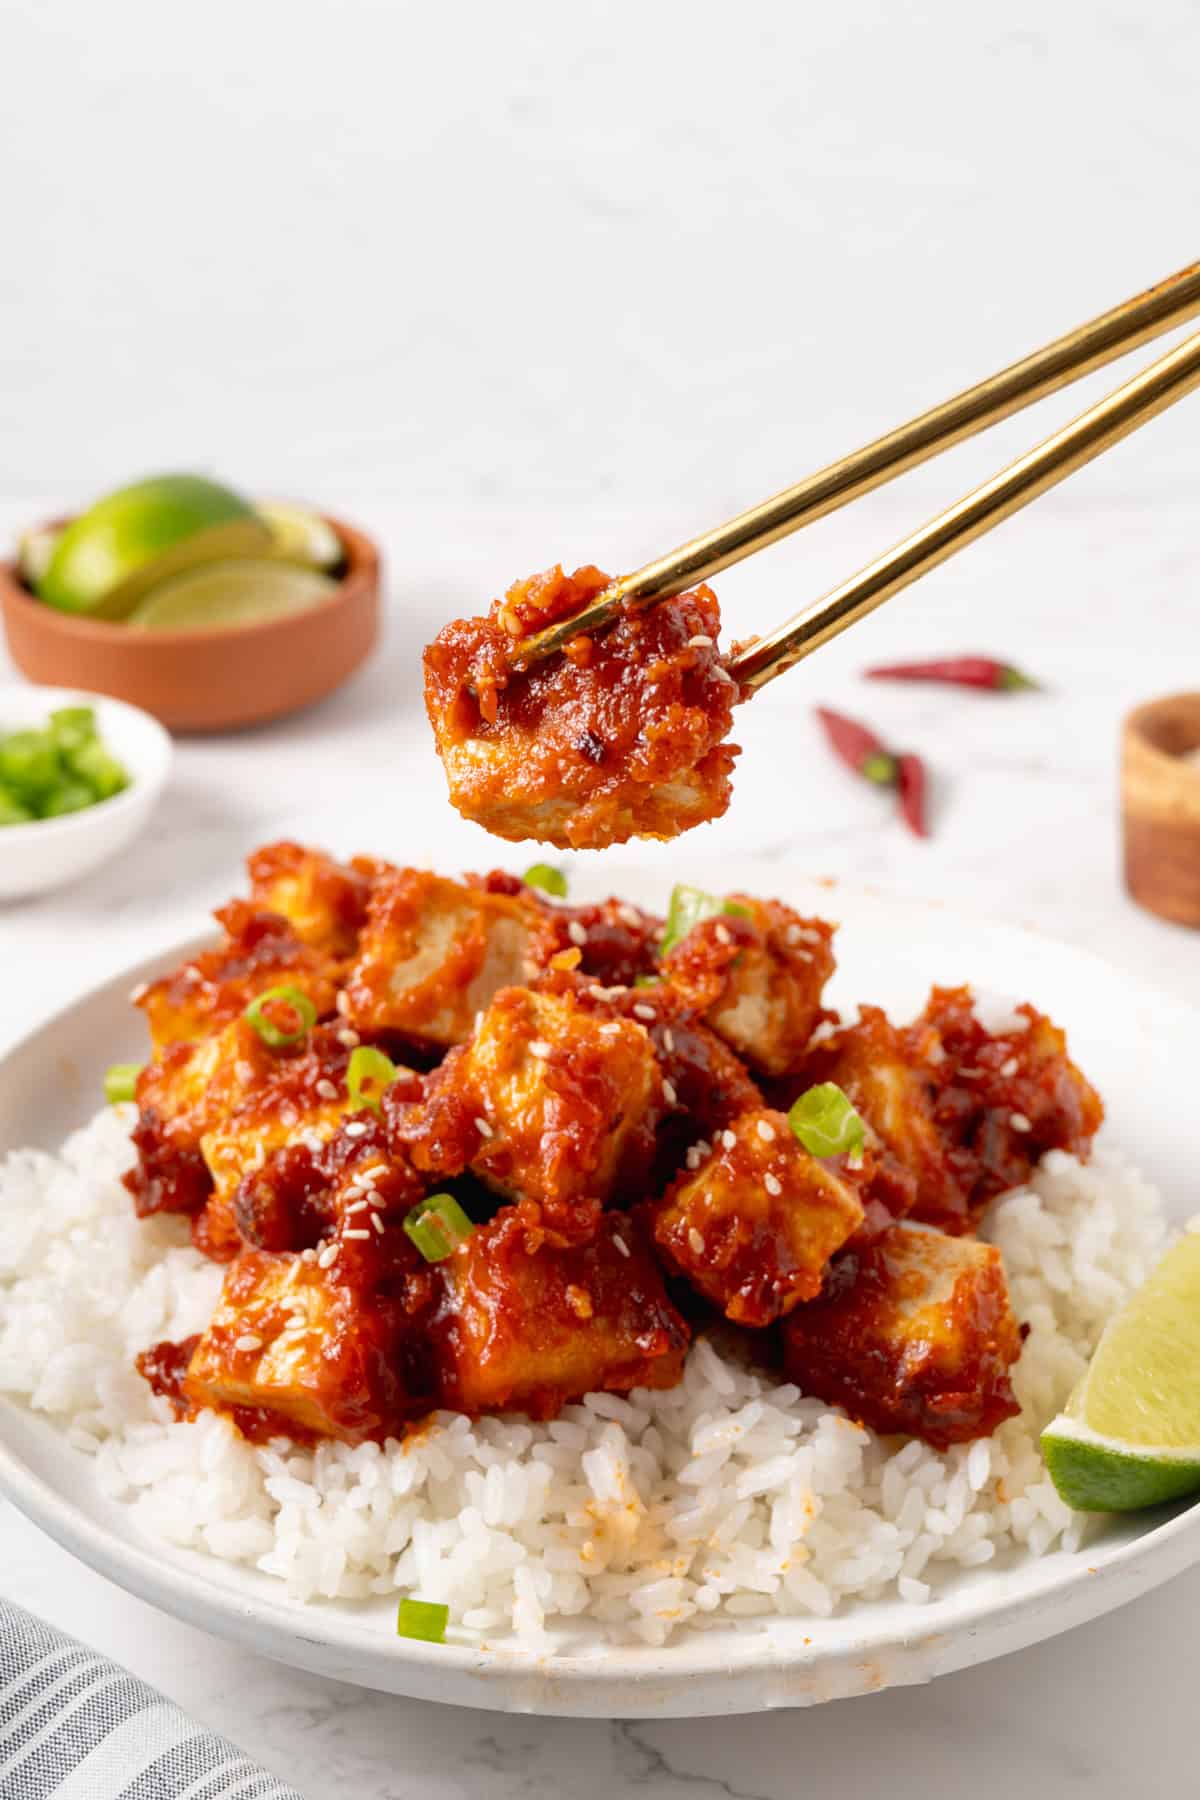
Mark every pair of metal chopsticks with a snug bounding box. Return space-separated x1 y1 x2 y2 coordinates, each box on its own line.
513 261 1200 692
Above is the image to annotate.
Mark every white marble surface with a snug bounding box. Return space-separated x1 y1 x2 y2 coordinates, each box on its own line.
0 488 1197 1796
3 0 1200 1786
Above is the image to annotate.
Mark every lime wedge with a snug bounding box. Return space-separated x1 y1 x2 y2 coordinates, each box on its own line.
125 559 338 632
256 502 345 574
38 474 270 619
1042 1231 1200 1511
17 524 61 588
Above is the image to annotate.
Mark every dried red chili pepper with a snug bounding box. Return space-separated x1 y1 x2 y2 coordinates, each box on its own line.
814 707 897 786
896 752 929 838
864 656 1039 692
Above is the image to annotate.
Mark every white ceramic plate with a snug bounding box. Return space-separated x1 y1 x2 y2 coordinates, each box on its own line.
1 864 1197 1717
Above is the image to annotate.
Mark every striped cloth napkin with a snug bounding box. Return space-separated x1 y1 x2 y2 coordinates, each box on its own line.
0 1600 305 1799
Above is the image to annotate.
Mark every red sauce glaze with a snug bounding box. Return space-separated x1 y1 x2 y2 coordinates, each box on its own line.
137 905 341 1048
124 1111 211 1218
423 566 742 849
246 841 380 958
136 1335 201 1414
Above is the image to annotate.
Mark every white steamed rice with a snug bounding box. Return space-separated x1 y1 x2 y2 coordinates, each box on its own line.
0 1105 1170 1647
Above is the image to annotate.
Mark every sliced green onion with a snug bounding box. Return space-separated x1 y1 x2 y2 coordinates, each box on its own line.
0 786 34 826
633 973 661 988
660 884 749 956
66 738 129 800
243 984 317 1047
788 1082 866 1163
0 730 60 802
347 1045 397 1112
104 1062 142 1104
397 1597 449 1642
522 862 568 899
41 780 96 818
49 706 97 754
403 1193 475 1262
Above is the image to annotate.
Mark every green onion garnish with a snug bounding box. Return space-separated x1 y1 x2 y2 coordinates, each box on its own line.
397 1597 449 1642
243 984 317 1047
788 1082 866 1163
347 1045 398 1113
522 862 568 899
660 884 749 956
49 706 97 754
403 1193 475 1263
633 974 660 988
104 1062 142 1105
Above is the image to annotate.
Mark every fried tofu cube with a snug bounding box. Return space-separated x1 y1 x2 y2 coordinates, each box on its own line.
423 568 740 850
803 1004 959 1227
137 903 341 1052
184 1235 428 1442
918 987 1104 1219
194 1031 378 1259
246 840 382 958
780 1224 1023 1448
454 985 661 1240
663 897 836 1076
432 1210 688 1416
649 1108 864 1325
341 869 542 1046
124 1017 283 1220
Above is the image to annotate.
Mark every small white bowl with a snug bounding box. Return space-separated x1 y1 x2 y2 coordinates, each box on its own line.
0 684 172 900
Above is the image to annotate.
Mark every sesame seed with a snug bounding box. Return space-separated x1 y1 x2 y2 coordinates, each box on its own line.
599 1021 623 1037
343 1227 372 1240
567 920 588 947
687 1227 705 1255
721 1129 737 1150
756 1120 776 1142
714 923 733 946
234 1334 262 1353
344 1120 369 1139
662 1079 678 1107
617 906 642 929
1010 1112 1032 1132
529 1039 553 1059
613 1235 631 1258
336 991 353 1016
337 1027 360 1048
344 1199 370 1215
301 1247 318 1264
317 1243 338 1268
371 1211 385 1235
633 1004 656 1023
1000 1057 1019 1077
764 1173 782 1197
316 1078 339 1101
474 1116 494 1138
662 1028 676 1053
685 1147 703 1170
687 634 714 648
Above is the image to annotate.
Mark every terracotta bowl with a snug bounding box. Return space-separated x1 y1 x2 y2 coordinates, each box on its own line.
0 514 381 733
1122 691 1200 928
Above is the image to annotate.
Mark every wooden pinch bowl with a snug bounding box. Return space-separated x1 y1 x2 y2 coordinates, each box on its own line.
0 514 381 733
1122 691 1200 928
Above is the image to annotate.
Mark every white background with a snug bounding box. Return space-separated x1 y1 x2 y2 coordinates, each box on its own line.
2 3 1199 1796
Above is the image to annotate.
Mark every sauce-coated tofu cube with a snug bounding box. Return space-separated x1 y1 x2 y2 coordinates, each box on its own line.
432 1210 688 1416
341 869 543 1047
246 840 383 958
649 1109 864 1325
663 898 835 1076
780 1224 1023 1448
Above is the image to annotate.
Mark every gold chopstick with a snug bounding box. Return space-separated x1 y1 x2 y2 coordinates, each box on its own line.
512 259 1200 669
727 323 1200 691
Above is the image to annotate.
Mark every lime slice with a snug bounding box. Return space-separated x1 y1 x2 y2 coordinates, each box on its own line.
17 524 61 588
256 502 345 573
125 559 338 632
38 474 270 619
1042 1231 1200 1511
